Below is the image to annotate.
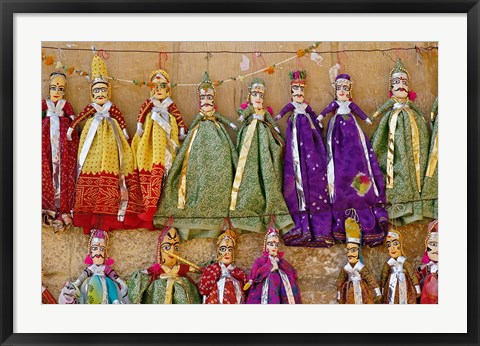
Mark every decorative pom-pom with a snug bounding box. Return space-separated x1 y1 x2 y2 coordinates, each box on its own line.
67 67 75 75
408 91 417 101
44 56 55 66
84 255 93 265
105 257 115 266
296 49 306 58
267 106 274 115
240 102 248 110
264 66 275 75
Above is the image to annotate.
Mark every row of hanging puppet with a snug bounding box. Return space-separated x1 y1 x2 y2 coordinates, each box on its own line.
43 219 438 305
42 55 438 248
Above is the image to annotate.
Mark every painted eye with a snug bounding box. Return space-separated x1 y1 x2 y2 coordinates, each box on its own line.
161 244 171 251
219 246 227 252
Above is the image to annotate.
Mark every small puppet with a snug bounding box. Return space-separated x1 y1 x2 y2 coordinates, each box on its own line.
58 229 130 304
416 220 438 304
319 73 388 246
199 227 247 304
127 222 202 304
381 229 421 304
131 69 187 227
244 227 301 304
229 78 293 234
336 218 382 304
154 72 239 240
370 59 430 226
274 70 332 247
67 55 144 232
42 71 79 231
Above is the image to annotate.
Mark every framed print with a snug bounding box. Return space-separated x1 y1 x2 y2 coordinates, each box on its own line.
1 1 479 345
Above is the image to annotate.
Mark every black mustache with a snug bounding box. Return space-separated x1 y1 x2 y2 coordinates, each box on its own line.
201 103 214 107
394 88 407 92
293 94 304 97
92 254 104 258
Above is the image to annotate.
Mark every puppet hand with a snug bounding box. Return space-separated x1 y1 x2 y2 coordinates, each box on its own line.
66 127 73 141
178 127 187 141
135 122 144 137
274 114 282 121
69 115 75 121
243 280 252 291
229 123 238 132
122 128 130 140
365 118 373 126
274 126 281 134
371 112 379 120
238 115 245 123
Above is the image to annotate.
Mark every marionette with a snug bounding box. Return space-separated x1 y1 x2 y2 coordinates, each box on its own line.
244 227 301 304
131 69 187 228
318 73 388 246
41 268 57 304
370 59 430 226
421 97 438 219
67 55 144 232
381 229 421 304
229 78 293 233
154 72 239 240
336 218 382 304
42 71 79 231
58 229 130 304
127 222 202 304
274 70 332 247
416 220 438 304
199 227 247 304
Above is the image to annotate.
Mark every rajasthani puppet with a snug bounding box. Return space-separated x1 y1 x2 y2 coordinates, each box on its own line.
381 229 421 304
245 227 301 304
274 70 332 247
131 69 187 228
154 72 238 240
370 59 430 226
67 56 144 232
127 224 201 304
416 220 438 304
319 74 388 246
421 97 439 219
199 228 247 304
337 218 382 304
58 229 130 304
229 78 293 233
42 71 79 230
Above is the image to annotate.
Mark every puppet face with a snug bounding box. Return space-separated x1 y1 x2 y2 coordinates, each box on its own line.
426 236 438 262
346 243 360 265
91 82 110 105
290 83 305 103
265 235 279 257
391 74 409 99
49 75 66 102
250 86 265 110
386 235 402 259
151 75 170 101
160 228 180 268
199 89 215 112
90 238 106 265
335 81 351 101
217 237 234 266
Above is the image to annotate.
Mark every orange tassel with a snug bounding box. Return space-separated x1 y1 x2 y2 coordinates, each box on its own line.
264 66 275 74
296 49 306 58
67 67 75 75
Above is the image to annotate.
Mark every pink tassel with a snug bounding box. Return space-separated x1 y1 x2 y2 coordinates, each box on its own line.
389 91 393 98
84 254 93 265
267 106 273 115
105 257 115 266
408 91 417 101
151 262 161 275
240 102 248 110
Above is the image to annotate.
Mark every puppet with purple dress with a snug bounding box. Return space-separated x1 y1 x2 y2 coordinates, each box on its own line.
318 74 388 246
244 227 301 304
274 70 333 247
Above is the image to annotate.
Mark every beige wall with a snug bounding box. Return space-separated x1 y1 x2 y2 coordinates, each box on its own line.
42 41 438 303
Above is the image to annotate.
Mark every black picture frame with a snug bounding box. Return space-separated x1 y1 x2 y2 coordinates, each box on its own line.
1 1 479 345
